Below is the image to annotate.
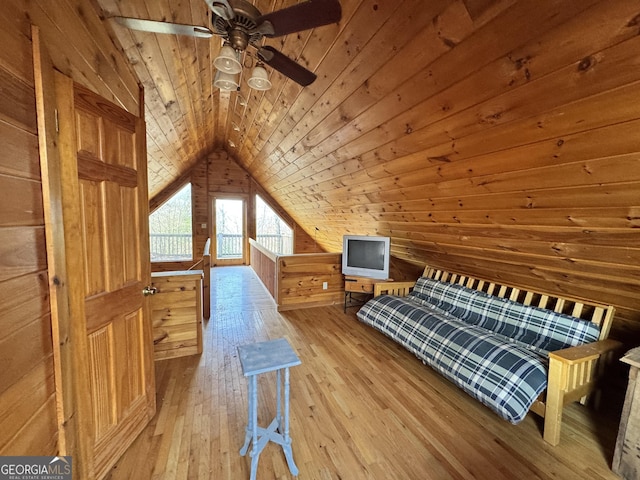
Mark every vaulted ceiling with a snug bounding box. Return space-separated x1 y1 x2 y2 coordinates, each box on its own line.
97 0 348 196
97 0 501 209
94 0 640 335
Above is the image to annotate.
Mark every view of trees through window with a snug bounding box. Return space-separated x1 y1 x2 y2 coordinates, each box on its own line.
149 183 193 262
256 195 293 254
215 198 244 260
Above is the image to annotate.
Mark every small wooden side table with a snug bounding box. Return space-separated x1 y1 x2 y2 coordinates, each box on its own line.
238 338 302 480
344 275 392 312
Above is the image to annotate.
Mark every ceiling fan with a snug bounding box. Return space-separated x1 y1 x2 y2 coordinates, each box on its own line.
112 0 342 90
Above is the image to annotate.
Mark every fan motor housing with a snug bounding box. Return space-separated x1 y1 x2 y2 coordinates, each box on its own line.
213 0 263 50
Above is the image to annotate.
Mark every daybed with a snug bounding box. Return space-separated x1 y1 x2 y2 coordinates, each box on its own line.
357 265 621 445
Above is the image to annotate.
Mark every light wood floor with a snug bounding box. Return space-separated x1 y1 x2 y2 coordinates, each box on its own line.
107 266 623 480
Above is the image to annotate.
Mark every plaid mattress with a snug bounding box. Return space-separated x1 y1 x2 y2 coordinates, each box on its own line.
357 294 549 424
408 277 600 354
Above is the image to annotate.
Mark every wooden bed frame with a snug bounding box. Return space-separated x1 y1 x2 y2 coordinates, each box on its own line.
374 265 622 445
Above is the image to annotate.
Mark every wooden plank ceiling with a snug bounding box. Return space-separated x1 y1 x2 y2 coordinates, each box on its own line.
94 0 640 338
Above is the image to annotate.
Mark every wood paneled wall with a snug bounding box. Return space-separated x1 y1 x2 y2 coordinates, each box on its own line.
153 150 325 269
152 150 325 272
206 151 325 257
231 0 640 344
92 0 640 343
0 7 53 455
4 0 637 459
0 0 139 457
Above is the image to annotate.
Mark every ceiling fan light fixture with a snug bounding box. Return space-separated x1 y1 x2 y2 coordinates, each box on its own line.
247 63 272 91
214 44 242 74
214 70 239 91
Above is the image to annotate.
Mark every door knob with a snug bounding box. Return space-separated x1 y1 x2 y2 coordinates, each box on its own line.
142 286 158 296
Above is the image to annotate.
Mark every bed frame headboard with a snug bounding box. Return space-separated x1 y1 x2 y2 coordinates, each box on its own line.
421 266 616 341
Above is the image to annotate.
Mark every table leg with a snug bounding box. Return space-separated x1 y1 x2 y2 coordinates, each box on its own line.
239 374 253 456
282 367 298 475
276 369 282 432
249 374 259 480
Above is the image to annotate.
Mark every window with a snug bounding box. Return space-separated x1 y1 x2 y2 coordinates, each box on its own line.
149 183 193 262
255 195 293 254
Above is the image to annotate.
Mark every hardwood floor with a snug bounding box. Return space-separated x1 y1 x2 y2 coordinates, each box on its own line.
107 266 623 480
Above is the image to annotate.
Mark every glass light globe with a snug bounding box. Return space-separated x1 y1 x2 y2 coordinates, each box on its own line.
214 45 242 74
214 71 239 91
247 65 272 91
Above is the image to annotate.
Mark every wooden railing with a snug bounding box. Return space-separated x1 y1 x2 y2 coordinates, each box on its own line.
202 239 211 319
249 239 278 299
255 233 293 255
216 232 243 258
150 233 192 261
188 238 211 319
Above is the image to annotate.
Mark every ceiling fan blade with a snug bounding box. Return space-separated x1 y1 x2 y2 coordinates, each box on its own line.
204 0 235 21
257 46 316 87
113 17 213 38
255 0 341 37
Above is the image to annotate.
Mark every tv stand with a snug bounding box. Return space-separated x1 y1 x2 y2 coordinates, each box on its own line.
344 275 391 312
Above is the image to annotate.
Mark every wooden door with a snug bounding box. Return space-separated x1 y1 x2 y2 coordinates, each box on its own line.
72 81 155 479
34 30 155 478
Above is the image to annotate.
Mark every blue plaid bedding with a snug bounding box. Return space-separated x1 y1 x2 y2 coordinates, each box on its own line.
357 295 549 424
408 277 600 354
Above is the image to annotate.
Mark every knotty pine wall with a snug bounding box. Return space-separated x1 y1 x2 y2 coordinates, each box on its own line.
205 151 321 257
152 149 323 272
243 0 640 345
0 0 139 456
3 0 638 458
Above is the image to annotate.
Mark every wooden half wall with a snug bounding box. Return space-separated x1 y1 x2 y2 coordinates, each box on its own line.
250 239 343 311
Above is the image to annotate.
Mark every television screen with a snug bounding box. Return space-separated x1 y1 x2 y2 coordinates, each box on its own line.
346 239 385 270
342 235 390 279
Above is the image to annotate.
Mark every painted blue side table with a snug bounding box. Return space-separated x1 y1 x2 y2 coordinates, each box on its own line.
238 338 302 480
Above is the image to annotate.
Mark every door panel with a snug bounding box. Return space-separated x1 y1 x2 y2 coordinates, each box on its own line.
88 326 115 440
102 181 126 289
80 180 106 296
122 188 141 283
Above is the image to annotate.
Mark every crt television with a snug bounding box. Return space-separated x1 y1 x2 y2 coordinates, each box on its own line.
341 235 390 280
